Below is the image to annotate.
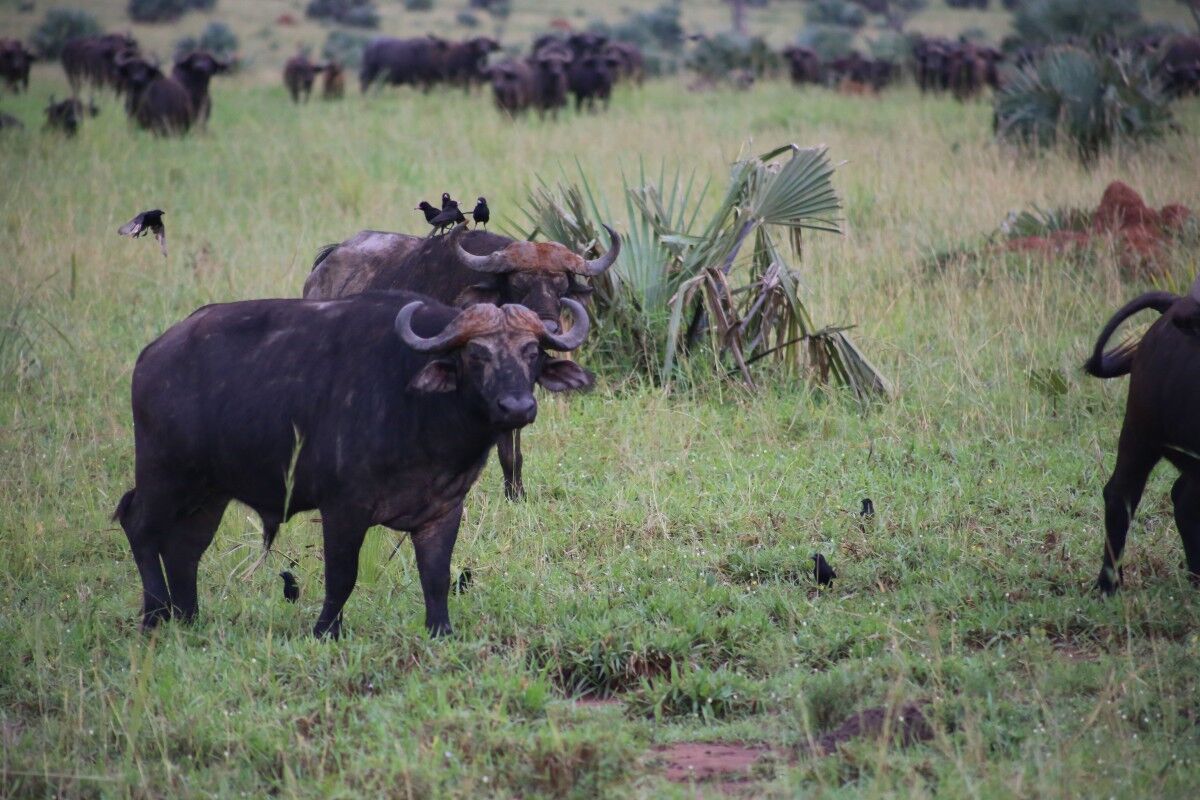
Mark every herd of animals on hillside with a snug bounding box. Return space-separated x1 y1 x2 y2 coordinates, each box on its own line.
1 26 1199 135
2 15 1200 639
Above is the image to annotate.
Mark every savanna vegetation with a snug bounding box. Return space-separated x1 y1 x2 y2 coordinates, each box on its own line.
2 1 1200 797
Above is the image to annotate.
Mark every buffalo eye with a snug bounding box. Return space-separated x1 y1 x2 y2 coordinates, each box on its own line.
465 343 490 365
521 342 540 362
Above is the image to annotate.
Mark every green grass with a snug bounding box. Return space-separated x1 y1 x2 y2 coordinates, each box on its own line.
3 28 1200 800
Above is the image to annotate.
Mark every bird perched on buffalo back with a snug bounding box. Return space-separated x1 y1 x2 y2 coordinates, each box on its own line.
428 199 466 236
416 200 439 225
279 570 300 602
813 553 836 587
470 197 490 229
441 192 455 209
118 209 167 257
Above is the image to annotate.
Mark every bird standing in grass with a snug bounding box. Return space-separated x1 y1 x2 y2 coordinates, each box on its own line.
279 570 300 602
469 197 489 229
860 498 874 518
118 209 167 257
813 553 836 587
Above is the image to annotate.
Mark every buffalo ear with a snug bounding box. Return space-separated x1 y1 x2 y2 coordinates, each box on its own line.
538 358 594 393
456 283 502 306
409 359 457 393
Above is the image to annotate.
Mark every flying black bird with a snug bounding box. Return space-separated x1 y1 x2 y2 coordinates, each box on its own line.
118 209 167 257
860 498 875 518
469 197 489 229
416 200 439 225
454 568 473 595
813 553 836 587
279 570 300 603
428 200 466 235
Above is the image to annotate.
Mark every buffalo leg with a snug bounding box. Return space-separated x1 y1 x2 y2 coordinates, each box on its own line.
116 487 175 630
313 508 370 639
411 504 463 637
497 429 524 501
160 497 229 622
1097 435 1159 594
1171 473 1200 581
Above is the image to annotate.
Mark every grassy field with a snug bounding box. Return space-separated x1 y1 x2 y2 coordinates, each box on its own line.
4 2 1200 798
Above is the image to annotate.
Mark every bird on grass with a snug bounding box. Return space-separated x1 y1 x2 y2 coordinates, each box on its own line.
469 197 489 229
454 568 473 595
118 209 166 257
813 553 836 587
860 498 874 518
279 571 300 603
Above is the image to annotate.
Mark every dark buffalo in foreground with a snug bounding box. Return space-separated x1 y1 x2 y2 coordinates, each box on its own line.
305 224 620 501
114 292 593 637
360 36 449 93
61 33 138 94
0 39 35 93
1084 281 1200 593
283 53 328 103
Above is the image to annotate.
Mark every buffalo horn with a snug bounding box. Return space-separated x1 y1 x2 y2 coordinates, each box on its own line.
581 225 620 276
540 297 590 351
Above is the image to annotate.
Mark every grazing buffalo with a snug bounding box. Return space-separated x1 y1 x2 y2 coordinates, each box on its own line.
61 33 138 94
0 39 35 93
44 96 97 136
360 36 449 93
283 53 328 103
322 61 345 99
114 292 594 637
1084 282 1200 593
783 46 822 85
305 224 620 501
1158 36 1200 98
444 36 499 91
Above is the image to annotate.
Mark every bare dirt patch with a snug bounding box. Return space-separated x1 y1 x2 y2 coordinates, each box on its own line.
652 742 773 785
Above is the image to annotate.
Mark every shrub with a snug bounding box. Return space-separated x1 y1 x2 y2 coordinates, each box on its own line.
322 29 368 68
994 46 1174 163
455 11 479 28
686 33 778 81
31 7 101 58
403 0 434 9
795 24 855 61
305 0 379 29
175 21 238 61
1013 0 1144 45
806 0 867 29
128 0 214 22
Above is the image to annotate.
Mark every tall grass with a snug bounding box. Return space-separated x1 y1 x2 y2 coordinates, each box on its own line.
1 65 1200 797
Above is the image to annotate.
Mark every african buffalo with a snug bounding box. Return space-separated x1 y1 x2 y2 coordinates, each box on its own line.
783 46 822 85
171 50 229 126
1084 280 1200 593
114 292 594 637
360 36 450 93
569 51 620 112
44 96 97 136
283 53 328 103
322 61 345 99
1158 36 1200 98
305 224 620 501
605 41 645 85
444 36 499 91
61 33 138 94
489 57 533 114
0 111 22 131
0 39 35 93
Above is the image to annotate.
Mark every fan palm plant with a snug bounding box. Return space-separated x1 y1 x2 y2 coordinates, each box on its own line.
516 145 892 402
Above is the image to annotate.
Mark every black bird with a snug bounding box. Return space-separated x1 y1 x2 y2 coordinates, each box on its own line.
118 209 167 257
813 553 836 587
860 498 874 518
428 200 466 236
441 191 455 210
279 570 300 603
416 200 439 225
454 568 473 595
469 197 490 229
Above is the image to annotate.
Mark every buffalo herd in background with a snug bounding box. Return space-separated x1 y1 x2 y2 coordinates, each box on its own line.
2 24 1200 137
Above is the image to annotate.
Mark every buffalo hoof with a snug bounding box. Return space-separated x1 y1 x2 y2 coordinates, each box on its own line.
425 620 453 638
313 618 342 640
1095 566 1123 596
140 605 170 631
504 480 525 502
